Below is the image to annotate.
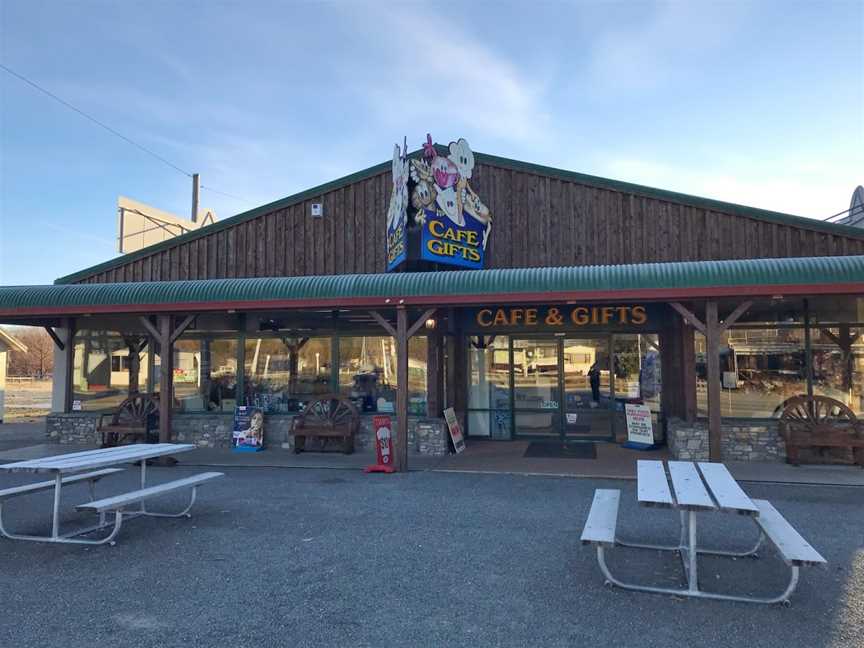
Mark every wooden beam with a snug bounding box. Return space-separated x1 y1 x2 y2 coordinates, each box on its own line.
670 302 707 336
705 301 722 462
395 307 409 473
368 310 396 337
169 315 196 344
406 308 437 339
63 318 75 413
139 316 161 341
718 301 752 333
44 326 65 351
157 314 173 445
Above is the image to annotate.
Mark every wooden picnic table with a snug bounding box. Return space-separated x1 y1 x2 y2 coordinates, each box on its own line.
581 460 826 605
0 444 222 546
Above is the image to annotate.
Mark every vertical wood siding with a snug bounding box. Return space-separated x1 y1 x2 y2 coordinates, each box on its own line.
77 162 864 284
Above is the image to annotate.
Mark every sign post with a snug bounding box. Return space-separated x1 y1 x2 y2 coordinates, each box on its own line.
364 415 396 473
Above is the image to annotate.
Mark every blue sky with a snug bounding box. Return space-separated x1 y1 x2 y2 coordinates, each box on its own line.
1 1 862 285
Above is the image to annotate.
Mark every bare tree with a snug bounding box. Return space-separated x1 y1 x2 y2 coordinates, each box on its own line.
6 327 54 378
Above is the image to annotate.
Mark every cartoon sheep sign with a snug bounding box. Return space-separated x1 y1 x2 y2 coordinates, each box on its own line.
411 135 491 269
386 142 410 271
386 134 492 271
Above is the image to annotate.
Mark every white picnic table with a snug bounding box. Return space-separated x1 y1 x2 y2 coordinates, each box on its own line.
581 459 826 605
0 443 209 546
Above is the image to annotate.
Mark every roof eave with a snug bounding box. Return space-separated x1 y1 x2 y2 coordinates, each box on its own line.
2 281 862 320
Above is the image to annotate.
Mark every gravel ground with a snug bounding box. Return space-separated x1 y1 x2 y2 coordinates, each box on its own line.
0 467 861 648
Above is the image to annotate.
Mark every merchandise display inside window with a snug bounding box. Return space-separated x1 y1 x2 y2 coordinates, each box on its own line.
245 337 332 413
164 337 239 412
468 336 511 438
695 328 806 418
338 336 428 414
811 326 864 414
72 330 149 412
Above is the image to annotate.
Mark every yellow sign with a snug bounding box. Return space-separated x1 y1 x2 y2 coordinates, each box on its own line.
475 305 648 328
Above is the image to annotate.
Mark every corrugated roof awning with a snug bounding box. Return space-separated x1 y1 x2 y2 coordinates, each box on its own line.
1 256 863 318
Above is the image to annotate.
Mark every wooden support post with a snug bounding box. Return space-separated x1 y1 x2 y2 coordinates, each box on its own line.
395 307 409 473
158 314 173 445
63 318 76 413
705 302 722 462
671 300 751 460
369 307 438 472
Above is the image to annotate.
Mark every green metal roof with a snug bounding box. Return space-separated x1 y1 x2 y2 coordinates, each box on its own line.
54 146 864 285
4 256 864 317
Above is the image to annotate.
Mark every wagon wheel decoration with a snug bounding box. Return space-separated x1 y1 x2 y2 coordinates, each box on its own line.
780 395 860 435
303 396 358 427
115 394 159 426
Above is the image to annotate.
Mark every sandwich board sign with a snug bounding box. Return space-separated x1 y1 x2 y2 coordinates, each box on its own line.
443 407 466 454
623 403 654 449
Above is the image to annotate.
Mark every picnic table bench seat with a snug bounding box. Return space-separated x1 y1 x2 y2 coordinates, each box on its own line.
0 468 124 501
580 489 620 547
77 472 224 514
74 471 224 545
752 499 827 567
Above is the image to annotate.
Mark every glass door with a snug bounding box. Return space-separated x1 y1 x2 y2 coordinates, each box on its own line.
512 338 561 439
562 337 614 440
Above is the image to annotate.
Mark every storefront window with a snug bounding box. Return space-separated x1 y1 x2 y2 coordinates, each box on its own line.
245 336 331 413
158 337 238 412
695 328 806 418
72 330 149 411
613 334 662 412
811 326 864 414
468 336 511 438
338 336 428 414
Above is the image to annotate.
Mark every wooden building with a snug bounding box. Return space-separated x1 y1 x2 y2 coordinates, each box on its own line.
2 140 864 468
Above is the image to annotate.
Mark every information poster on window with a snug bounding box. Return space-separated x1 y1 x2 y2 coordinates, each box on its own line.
624 403 654 448
232 406 265 452
443 407 466 454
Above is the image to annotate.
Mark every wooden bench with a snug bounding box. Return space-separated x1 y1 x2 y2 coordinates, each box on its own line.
99 394 160 448
778 395 864 467
292 395 359 455
0 468 124 502
75 472 224 545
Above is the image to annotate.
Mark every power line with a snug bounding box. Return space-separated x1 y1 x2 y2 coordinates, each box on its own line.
1 62 193 178
2 62 257 211
200 185 251 205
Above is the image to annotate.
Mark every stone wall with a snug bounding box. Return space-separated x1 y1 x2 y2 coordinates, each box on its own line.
46 412 449 456
667 418 786 462
47 413 98 444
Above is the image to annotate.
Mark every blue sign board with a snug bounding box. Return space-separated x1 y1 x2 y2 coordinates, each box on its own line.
418 209 486 269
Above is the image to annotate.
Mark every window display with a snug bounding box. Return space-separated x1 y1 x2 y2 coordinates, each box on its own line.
72 330 148 411
245 336 331 413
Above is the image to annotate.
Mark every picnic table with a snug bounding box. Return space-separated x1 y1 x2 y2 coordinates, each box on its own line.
581 460 826 605
0 444 223 546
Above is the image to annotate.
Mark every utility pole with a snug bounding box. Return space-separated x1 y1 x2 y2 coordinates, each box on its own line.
191 173 200 223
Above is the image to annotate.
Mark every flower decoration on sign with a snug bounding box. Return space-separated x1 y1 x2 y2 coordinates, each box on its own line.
410 135 492 249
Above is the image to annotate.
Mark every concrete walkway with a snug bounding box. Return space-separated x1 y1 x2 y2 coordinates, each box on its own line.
0 430 861 486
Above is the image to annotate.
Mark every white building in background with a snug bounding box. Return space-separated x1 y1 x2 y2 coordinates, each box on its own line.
0 329 27 423
118 196 217 254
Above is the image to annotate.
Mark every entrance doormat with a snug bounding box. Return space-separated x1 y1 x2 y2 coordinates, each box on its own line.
523 442 597 459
